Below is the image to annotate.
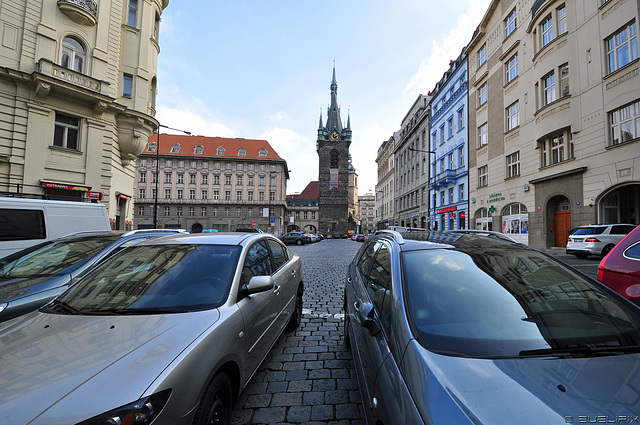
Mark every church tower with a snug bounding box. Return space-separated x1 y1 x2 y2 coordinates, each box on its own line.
317 66 352 234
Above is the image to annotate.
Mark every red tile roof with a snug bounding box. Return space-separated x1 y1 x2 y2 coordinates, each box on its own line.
287 181 318 199
143 134 284 161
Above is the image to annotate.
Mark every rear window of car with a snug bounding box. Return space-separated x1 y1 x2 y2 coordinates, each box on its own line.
573 226 606 235
403 246 640 358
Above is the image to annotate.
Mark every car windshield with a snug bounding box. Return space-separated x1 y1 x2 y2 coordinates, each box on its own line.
44 244 241 314
0 235 120 278
403 245 640 358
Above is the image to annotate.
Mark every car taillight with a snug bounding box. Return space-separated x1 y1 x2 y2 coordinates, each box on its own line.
597 267 604 282
585 237 601 243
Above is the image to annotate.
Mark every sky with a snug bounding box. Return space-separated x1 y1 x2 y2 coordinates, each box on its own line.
155 0 491 195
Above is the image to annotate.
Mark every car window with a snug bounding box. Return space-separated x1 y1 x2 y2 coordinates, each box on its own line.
356 241 379 282
366 244 392 334
0 236 119 277
612 225 635 235
267 239 288 271
403 246 640 358
573 226 606 236
625 242 640 260
242 241 273 285
51 244 241 313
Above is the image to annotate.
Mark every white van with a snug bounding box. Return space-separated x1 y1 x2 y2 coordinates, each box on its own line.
0 197 110 258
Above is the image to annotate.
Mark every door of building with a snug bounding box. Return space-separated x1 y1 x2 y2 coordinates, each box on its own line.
554 210 571 247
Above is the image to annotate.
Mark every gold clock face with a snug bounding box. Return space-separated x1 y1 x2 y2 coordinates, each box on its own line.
330 132 339 141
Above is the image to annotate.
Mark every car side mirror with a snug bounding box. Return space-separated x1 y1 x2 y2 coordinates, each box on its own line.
357 302 381 336
244 275 275 295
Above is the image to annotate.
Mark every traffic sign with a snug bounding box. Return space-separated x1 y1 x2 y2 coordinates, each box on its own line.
252 221 256 227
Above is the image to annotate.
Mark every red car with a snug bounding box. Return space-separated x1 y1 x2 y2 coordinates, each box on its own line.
598 225 640 303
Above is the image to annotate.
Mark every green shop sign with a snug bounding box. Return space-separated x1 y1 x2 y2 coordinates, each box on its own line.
487 193 505 203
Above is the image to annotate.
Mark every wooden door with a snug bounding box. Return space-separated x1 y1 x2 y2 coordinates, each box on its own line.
554 210 572 247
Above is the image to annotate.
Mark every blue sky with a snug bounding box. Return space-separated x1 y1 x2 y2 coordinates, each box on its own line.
155 0 491 195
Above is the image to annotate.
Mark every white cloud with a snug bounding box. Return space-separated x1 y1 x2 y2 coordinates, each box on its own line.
269 111 289 123
155 105 234 138
404 0 490 95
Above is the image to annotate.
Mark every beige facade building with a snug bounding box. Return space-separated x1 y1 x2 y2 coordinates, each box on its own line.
358 192 375 233
134 134 289 235
0 0 168 230
375 135 395 229
466 0 640 249
394 94 432 228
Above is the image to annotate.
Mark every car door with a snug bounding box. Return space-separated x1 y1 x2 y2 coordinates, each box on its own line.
266 238 298 332
236 240 279 375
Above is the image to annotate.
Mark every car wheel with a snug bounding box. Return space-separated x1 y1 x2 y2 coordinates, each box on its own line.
286 285 303 331
575 253 588 259
296 239 302 245
601 245 614 258
193 372 232 425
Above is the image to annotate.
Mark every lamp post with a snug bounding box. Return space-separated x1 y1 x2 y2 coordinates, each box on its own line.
153 124 191 229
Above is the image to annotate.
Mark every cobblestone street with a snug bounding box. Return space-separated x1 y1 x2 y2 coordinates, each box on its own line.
231 239 365 425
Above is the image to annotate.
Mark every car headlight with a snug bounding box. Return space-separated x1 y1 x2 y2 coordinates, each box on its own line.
0 303 7 313
76 389 171 425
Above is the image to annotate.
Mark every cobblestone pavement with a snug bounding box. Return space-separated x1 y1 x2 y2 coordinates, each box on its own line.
231 239 365 425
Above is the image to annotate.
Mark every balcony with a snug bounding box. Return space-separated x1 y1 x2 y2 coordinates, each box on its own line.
429 169 457 190
57 0 98 26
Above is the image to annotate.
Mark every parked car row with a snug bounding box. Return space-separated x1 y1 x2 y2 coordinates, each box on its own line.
1 224 640 425
279 231 324 245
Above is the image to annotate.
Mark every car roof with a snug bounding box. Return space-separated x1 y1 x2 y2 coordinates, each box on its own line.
138 232 277 247
371 229 521 252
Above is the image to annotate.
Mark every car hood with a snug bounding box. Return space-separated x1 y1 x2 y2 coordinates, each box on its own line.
0 274 71 303
0 309 220 425
403 340 640 424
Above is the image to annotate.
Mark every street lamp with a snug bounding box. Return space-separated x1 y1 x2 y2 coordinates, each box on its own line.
153 124 191 228
408 148 436 155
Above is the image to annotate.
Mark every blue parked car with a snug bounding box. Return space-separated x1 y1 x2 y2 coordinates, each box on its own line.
345 229 640 424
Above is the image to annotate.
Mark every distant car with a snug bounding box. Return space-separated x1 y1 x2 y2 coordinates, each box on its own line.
345 229 640 424
0 229 186 322
0 232 303 425
598 225 640 303
566 224 636 258
315 233 324 241
280 231 309 245
235 228 264 233
355 234 365 242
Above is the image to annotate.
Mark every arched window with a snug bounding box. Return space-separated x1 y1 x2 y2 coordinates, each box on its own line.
502 203 529 235
61 36 85 73
238 148 247 157
330 149 339 168
194 145 204 154
258 149 268 157
217 146 226 156
475 208 492 231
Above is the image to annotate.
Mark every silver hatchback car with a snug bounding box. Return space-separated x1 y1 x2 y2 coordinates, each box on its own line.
0 232 303 425
566 224 635 258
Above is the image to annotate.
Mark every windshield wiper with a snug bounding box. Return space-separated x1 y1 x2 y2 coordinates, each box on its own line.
49 299 79 315
518 344 640 358
83 307 188 315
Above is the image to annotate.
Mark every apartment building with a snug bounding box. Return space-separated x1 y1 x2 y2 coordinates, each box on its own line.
428 51 469 231
0 0 168 230
375 136 395 230
358 192 376 233
466 0 640 249
286 181 319 234
134 134 289 234
394 94 432 228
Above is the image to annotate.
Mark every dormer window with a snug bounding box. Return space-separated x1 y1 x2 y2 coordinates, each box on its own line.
238 148 247 157
194 145 204 154
148 142 157 152
258 149 268 158
170 144 181 153
217 146 226 156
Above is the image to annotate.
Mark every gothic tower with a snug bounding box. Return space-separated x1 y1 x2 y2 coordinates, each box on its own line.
317 66 352 234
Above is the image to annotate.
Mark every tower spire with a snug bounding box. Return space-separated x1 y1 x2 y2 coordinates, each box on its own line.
325 63 343 132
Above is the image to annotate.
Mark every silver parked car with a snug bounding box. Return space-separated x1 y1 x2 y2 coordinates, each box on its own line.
0 232 303 425
345 229 640 424
566 223 636 258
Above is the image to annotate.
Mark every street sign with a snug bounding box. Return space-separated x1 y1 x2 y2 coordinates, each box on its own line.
270 217 275 226
252 221 256 227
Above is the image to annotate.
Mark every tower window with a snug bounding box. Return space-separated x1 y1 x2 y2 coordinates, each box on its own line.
330 149 339 168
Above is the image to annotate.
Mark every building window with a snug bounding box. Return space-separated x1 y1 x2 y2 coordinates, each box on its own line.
248 190 254 201
225 176 232 185
238 148 246 156
138 205 145 216
270 191 275 201
139 172 146 183
478 165 488 187
541 14 554 47
558 5 567 35
506 152 520 178
259 176 265 186
61 36 85 73
560 64 570 98
177 189 183 199
202 190 208 199
247 208 253 217
122 74 133 98
270 175 277 186
217 146 225 156
193 145 203 154
139 188 145 199
458 108 464 130
127 0 138 27
214 175 220 185
448 187 454 203
237 175 243 185
189 207 195 216
505 54 518 84
201 207 207 216
459 183 465 201
505 8 517 39
259 191 265 201
236 191 242 201
190 174 196 184
202 174 208 184
311 211 316 219
458 147 464 167
478 43 487 67
176 207 182 216
213 190 219 200
607 22 638 74
164 189 171 199
478 122 488 148
170 144 181 153
439 126 445 144
552 135 565 164
248 176 254 186
164 173 171 184
610 100 640 146
447 118 453 139
225 191 231 200
177 174 184 184
478 83 487 106
164 206 170 216
189 189 196 199
213 207 218 217
53 113 79 150
543 72 556 106
236 207 242 217
259 149 268 157
224 207 230 216
506 101 519 131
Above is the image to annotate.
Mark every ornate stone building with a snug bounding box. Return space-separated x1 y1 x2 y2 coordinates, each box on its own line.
0 0 168 230
316 66 353 235
375 136 395 230
134 134 289 234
